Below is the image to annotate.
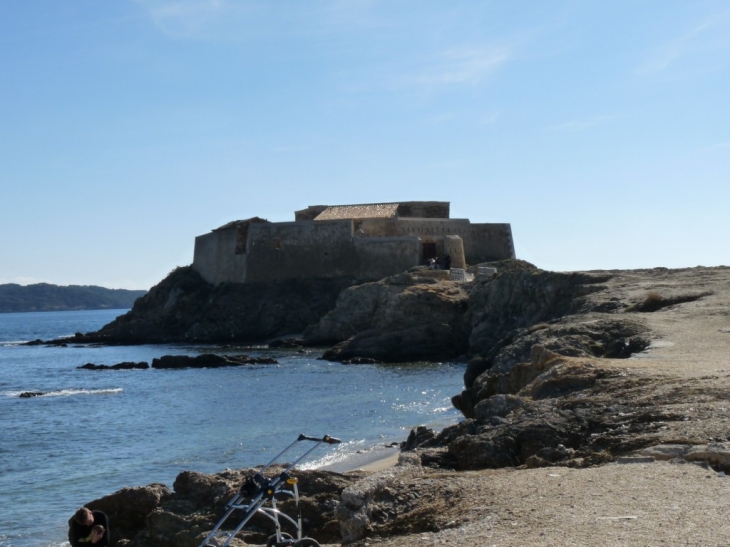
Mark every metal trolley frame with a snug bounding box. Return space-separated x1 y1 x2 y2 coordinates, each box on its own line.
199 434 341 547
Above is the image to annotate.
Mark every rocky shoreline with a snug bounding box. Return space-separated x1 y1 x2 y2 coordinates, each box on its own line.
71 263 730 545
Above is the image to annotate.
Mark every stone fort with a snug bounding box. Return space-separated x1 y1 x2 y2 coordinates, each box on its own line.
192 201 515 285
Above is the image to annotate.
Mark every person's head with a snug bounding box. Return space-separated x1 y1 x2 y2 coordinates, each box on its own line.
74 507 94 526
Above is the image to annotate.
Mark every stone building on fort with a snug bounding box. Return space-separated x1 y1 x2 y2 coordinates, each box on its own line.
192 201 515 285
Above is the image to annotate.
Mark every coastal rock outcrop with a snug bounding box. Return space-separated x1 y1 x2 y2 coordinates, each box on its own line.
77 266 355 345
70 265 730 547
83 467 363 547
405 266 730 475
305 270 470 363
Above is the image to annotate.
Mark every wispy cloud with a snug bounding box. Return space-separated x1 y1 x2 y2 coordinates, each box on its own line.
135 0 387 41
548 114 619 132
636 11 730 75
407 46 512 87
334 42 514 97
713 141 730 150
134 0 256 39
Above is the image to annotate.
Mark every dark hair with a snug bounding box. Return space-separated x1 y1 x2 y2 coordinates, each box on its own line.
74 507 93 524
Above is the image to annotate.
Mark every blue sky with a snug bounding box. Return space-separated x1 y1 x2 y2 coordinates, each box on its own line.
1 1 728 290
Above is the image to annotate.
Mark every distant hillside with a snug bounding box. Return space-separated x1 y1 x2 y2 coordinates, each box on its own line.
0 283 147 313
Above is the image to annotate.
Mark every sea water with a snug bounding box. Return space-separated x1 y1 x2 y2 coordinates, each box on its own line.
0 310 464 547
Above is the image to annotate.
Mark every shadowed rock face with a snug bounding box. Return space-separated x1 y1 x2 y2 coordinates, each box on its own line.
305 271 470 363
466 269 616 359
77 267 356 345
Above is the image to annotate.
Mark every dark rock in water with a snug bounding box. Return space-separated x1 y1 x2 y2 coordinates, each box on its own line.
77 362 150 370
150 354 277 369
24 337 74 347
268 338 305 349
340 356 382 364
83 467 363 547
19 391 44 398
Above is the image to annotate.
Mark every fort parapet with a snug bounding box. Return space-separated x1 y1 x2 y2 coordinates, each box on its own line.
192 201 514 285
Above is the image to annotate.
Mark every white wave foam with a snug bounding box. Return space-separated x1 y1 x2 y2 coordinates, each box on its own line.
8 388 123 398
297 438 368 470
298 439 406 473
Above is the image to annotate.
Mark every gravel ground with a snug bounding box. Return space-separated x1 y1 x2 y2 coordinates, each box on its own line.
347 461 730 547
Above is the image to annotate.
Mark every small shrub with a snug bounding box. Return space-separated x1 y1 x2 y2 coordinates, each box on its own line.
630 290 711 313
643 291 664 308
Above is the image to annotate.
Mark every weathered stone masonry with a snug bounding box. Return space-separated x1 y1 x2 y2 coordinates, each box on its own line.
192 201 515 285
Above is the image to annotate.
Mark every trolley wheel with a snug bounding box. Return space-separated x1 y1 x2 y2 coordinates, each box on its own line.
294 539 321 547
266 532 294 547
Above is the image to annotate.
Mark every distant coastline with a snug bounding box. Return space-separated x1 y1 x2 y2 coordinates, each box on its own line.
0 283 147 313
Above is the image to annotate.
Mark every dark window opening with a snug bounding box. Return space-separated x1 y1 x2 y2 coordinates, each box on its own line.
422 242 437 262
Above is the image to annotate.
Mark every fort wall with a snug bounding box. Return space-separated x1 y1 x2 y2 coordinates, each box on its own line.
463 223 515 263
245 220 359 282
192 201 516 285
354 236 421 280
358 218 399 237
193 229 248 285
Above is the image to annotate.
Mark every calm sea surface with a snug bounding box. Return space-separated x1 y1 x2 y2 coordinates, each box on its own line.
0 309 464 547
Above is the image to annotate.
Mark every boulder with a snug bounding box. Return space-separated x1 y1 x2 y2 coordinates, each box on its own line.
77 362 149 370
306 272 469 363
684 443 730 470
19 391 45 398
336 459 423 543
84 484 171 544
401 426 437 451
150 354 277 369
473 393 524 420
